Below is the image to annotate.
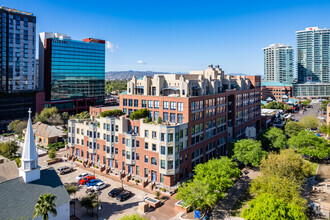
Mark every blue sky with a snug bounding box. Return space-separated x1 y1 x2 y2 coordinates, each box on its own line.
3 0 330 74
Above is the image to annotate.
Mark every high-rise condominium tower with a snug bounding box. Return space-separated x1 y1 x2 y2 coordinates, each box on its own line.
0 7 36 92
297 27 330 83
263 44 293 83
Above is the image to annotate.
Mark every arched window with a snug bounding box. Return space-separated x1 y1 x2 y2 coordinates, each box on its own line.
151 157 157 165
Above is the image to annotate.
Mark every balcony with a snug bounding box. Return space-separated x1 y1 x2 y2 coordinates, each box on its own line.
88 147 97 154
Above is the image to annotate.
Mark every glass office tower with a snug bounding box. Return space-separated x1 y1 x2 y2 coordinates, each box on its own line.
0 7 36 92
297 27 330 83
40 33 105 113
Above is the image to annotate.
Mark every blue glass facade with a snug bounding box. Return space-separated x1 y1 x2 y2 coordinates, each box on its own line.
49 38 105 102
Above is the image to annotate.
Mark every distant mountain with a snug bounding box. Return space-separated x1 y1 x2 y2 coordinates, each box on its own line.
106 71 172 80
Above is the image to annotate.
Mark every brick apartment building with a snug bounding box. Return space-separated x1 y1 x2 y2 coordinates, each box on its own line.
261 81 292 101
68 65 261 187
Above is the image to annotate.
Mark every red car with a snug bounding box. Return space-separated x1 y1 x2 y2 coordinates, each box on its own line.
79 176 95 185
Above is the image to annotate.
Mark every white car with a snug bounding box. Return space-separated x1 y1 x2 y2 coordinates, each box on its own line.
75 173 90 182
92 182 107 191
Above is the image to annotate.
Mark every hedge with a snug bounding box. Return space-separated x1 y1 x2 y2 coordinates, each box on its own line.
101 109 125 117
129 109 150 120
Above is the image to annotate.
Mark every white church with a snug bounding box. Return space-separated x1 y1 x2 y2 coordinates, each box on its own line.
0 109 71 219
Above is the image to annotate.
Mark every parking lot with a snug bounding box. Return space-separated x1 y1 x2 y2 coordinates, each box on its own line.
50 161 154 220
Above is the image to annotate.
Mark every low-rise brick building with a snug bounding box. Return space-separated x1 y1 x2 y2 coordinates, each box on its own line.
261 81 292 102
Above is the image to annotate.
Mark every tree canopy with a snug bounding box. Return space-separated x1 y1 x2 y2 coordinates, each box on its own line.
299 116 319 129
301 99 311 106
34 107 59 124
176 157 241 211
288 130 330 159
74 111 90 120
242 193 308 220
106 80 127 94
129 109 150 120
321 100 330 111
8 120 27 135
265 101 291 110
233 139 267 167
0 141 19 159
119 214 148 220
259 149 313 183
264 127 287 150
285 121 304 137
33 193 57 220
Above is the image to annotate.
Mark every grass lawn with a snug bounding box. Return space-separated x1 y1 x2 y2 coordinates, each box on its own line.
230 188 253 217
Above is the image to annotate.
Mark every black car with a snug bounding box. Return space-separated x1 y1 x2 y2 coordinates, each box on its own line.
108 188 124 197
116 190 132 202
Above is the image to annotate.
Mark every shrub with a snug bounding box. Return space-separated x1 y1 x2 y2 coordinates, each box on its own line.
160 188 166 192
130 109 150 120
155 191 161 199
145 117 151 123
48 148 56 159
15 157 21 167
135 179 140 183
101 109 124 118
157 117 163 124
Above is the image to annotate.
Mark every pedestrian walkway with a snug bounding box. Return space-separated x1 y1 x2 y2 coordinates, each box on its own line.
210 169 260 220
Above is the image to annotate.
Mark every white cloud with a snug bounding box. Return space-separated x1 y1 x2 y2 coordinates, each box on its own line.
105 41 118 52
137 60 146 64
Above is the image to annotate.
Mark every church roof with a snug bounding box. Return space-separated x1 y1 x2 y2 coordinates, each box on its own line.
21 109 38 162
0 168 70 219
30 122 66 139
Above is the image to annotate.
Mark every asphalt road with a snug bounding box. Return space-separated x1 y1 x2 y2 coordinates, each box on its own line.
293 102 323 121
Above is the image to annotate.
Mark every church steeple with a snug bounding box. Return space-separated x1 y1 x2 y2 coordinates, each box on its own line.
19 108 40 183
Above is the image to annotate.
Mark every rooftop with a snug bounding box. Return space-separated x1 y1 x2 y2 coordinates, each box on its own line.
27 122 66 139
0 168 70 220
261 81 291 87
0 6 34 16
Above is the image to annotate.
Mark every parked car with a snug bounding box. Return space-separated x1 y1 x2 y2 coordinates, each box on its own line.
93 182 108 191
57 166 73 175
86 179 101 187
75 173 90 182
108 188 124 197
79 176 95 185
116 190 133 202
86 187 95 195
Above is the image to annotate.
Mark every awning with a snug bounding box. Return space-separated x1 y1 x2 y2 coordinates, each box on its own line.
266 97 273 101
162 87 180 91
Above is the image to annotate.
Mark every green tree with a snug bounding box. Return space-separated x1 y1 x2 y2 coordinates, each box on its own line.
61 112 69 121
80 193 99 216
288 130 330 159
260 149 313 183
0 141 19 159
34 107 58 124
321 100 330 111
233 139 267 167
48 148 56 159
129 109 150 120
301 99 311 107
299 116 319 129
8 120 20 132
14 120 28 135
74 111 90 120
250 175 306 208
33 193 57 220
157 117 162 124
242 193 308 220
193 157 241 196
320 124 330 136
285 121 304 137
119 214 148 220
47 114 64 125
264 127 287 150
176 179 217 212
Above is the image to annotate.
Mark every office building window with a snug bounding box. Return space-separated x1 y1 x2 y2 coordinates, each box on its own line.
178 102 183 111
142 100 146 108
170 102 176 110
163 112 168 122
152 131 157 139
148 100 153 108
134 99 138 107
152 144 157 151
154 101 159 109
161 160 166 169
123 99 127 106
145 142 149 150
170 113 176 123
163 101 169 110
177 114 183 123
145 130 149 138
144 155 148 163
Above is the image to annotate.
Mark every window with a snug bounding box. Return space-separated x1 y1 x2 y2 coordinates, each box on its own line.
81 140 84 145
81 129 84 135
170 102 176 110
122 138 125 144
151 157 157 165
152 144 157 151
136 153 140 160
115 148 118 154
154 101 159 109
177 114 183 123
77 128 79 134
170 113 176 123
145 142 149 150
134 99 138 107
178 102 183 111
163 112 168 122
168 133 173 142
145 130 149 138
142 100 146 108
128 99 133 106
168 161 173 169
168 147 173 155
136 140 140 147
161 146 165 154
123 99 127 106
122 150 126 157
163 101 169 110
152 131 157 139
136 166 140 175
148 100 153 108
161 160 166 169
161 133 165 141
144 155 148 163
144 168 148 178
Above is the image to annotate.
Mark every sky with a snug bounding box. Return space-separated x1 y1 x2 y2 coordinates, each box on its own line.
3 0 330 75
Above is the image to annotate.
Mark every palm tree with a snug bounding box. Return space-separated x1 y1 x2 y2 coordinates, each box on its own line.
33 193 57 220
